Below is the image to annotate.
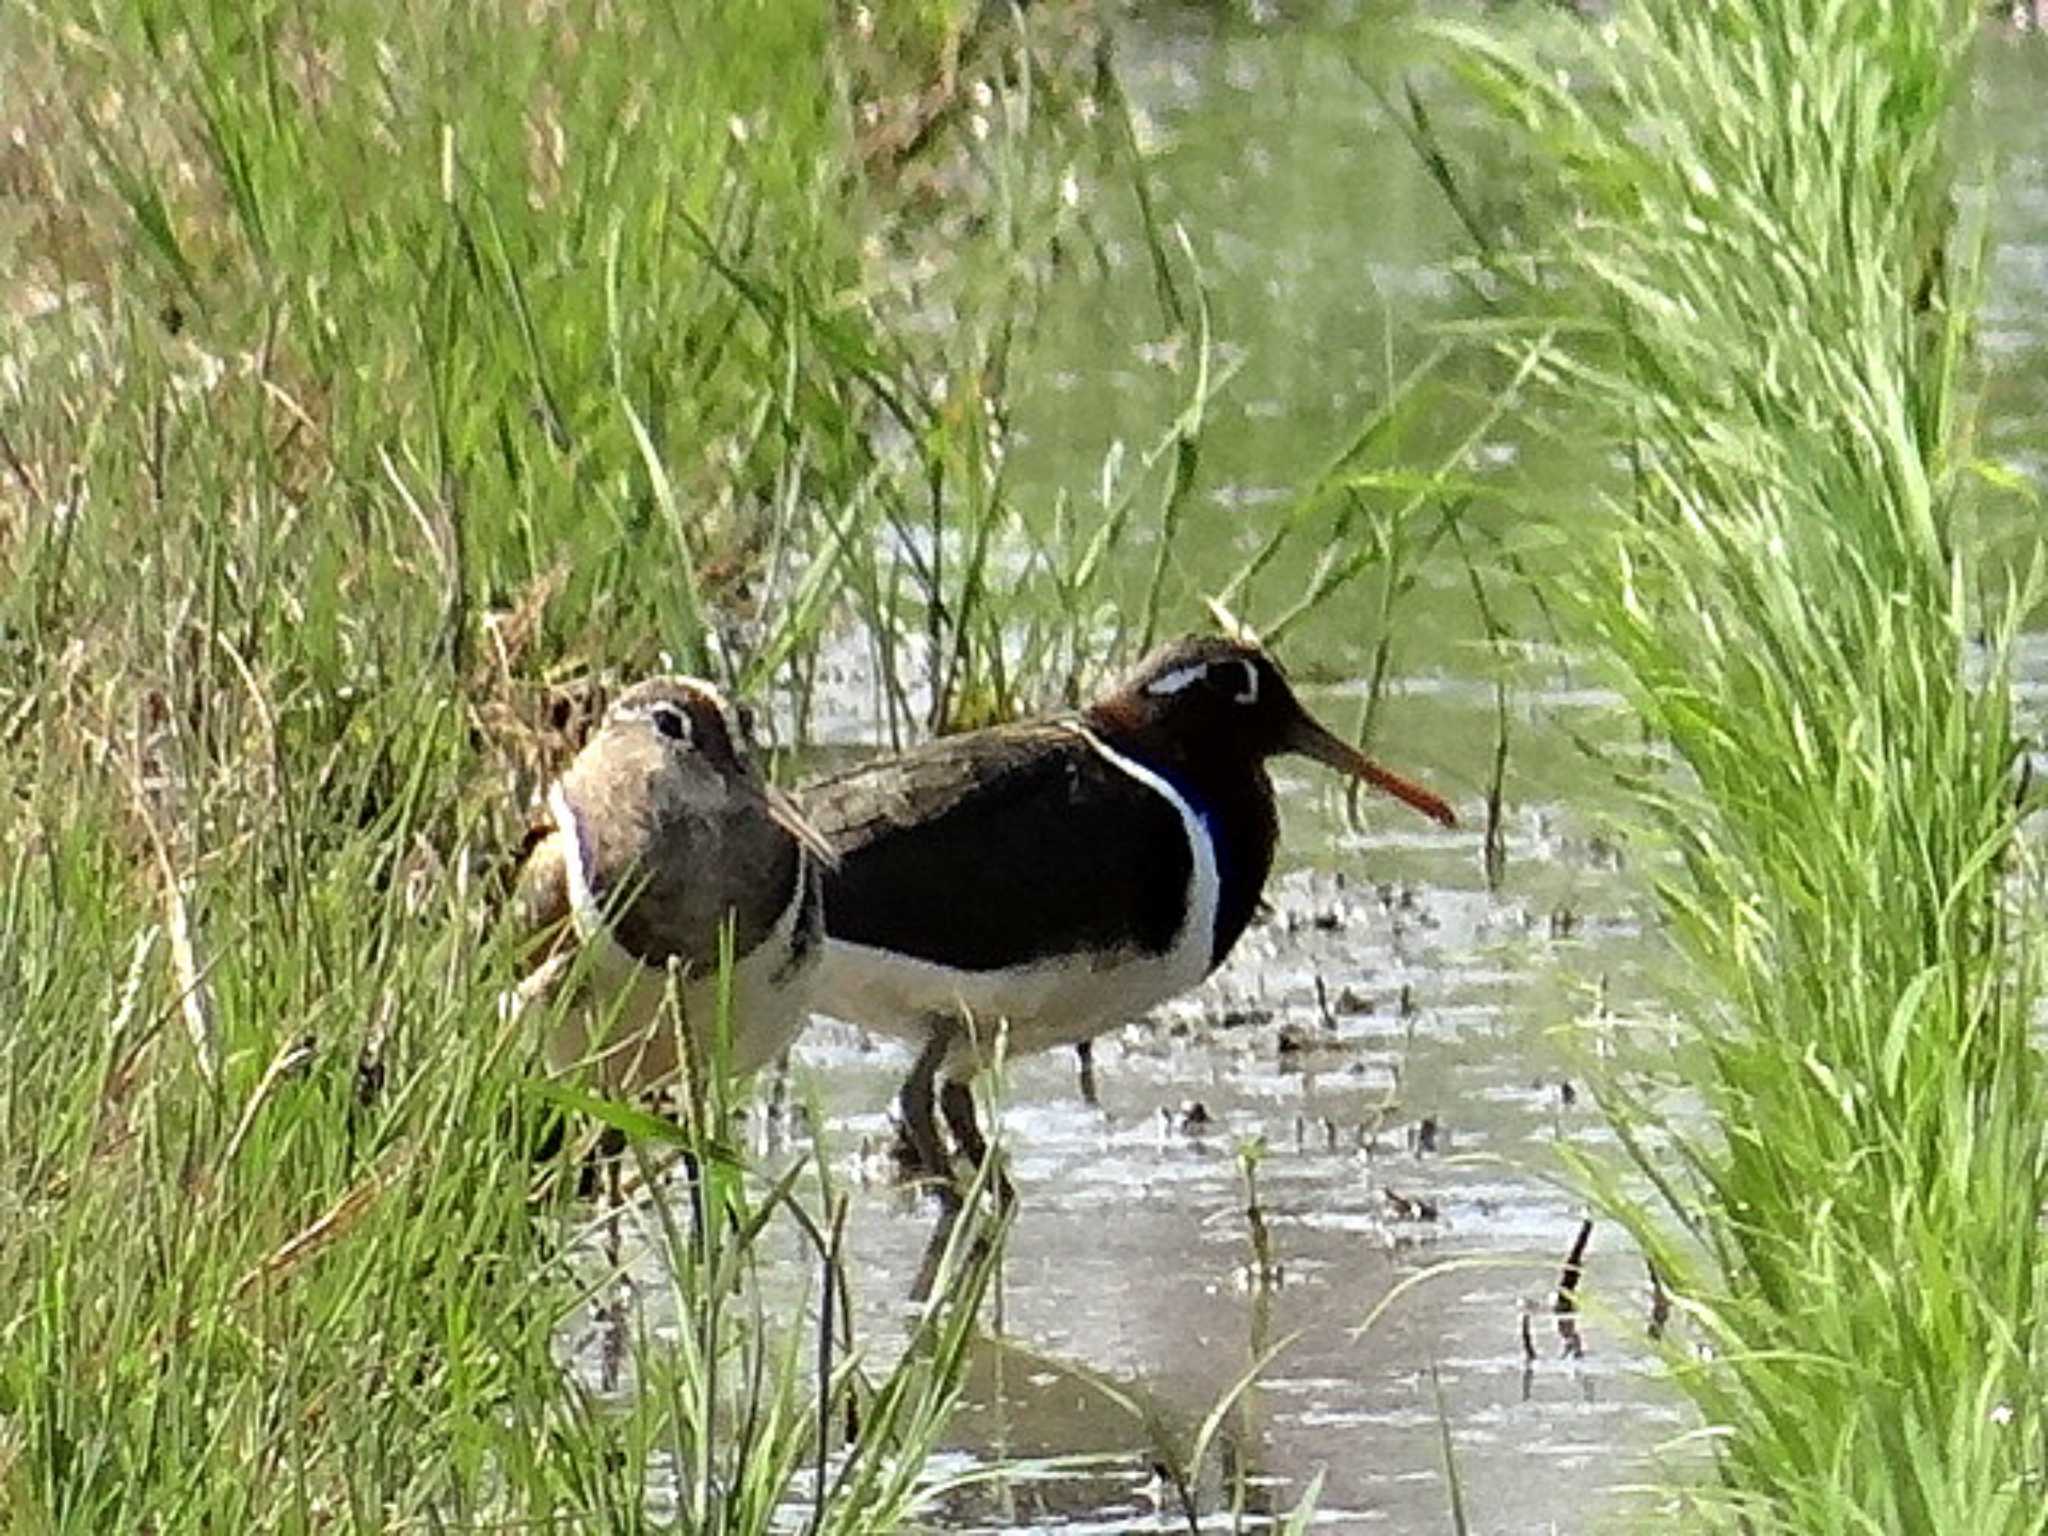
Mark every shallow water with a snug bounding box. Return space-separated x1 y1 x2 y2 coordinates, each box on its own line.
594 11 2048 1532
790 673 1674 1534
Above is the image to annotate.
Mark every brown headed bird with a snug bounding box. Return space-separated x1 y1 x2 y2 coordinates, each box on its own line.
507 676 831 1095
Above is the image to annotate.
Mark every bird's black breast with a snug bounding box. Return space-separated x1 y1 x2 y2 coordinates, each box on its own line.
1195 764 1277 969
803 724 1196 972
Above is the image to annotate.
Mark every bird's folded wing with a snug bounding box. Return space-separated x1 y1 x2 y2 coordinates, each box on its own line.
801 724 1194 972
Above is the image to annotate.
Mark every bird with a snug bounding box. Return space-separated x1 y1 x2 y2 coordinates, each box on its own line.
505 675 832 1102
799 634 1456 1285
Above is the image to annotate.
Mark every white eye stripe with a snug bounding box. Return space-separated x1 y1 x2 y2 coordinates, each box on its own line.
1142 657 1260 705
610 678 745 744
1144 663 1210 697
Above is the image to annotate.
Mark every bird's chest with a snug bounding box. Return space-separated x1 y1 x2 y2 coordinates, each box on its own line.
1149 756 1278 971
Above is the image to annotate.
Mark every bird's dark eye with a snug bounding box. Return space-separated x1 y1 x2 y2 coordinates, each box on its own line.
651 703 691 743
1207 659 1259 705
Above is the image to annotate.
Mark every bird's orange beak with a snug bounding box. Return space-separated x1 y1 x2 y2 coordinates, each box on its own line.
1283 712 1457 828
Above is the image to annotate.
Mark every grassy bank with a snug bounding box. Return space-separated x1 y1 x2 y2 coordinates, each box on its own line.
1452 0 2048 1525
2 0 1236 732
0 0 1081 1525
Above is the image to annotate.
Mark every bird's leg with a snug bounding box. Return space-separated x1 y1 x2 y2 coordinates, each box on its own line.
926 1061 1011 1303
903 1019 967 1304
763 1049 793 1155
679 1145 707 1247
595 1142 632 1396
898 1021 961 1202
1075 1039 1100 1109
580 1122 628 1201
940 1075 1014 1210
553 1113 633 1392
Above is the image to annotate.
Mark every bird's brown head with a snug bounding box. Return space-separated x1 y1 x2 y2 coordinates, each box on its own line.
1089 635 1457 827
597 676 751 780
581 676 835 863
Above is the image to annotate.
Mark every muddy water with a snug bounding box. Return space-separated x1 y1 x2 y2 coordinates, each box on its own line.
624 13 2048 1534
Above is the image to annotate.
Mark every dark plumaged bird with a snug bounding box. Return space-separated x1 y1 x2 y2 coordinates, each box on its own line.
800 635 1455 1289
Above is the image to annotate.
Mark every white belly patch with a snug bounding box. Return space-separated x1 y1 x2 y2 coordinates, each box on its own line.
813 723 1221 1062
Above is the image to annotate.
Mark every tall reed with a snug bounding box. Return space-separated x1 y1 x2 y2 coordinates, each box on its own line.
1451 1 2048 1526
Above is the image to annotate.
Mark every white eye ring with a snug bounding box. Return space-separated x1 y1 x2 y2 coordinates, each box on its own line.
648 702 692 744
1229 660 1258 705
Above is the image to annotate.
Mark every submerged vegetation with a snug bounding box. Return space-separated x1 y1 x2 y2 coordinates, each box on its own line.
2 0 2045 1527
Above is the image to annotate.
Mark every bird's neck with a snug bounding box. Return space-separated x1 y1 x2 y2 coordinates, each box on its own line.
1083 704 1279 969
